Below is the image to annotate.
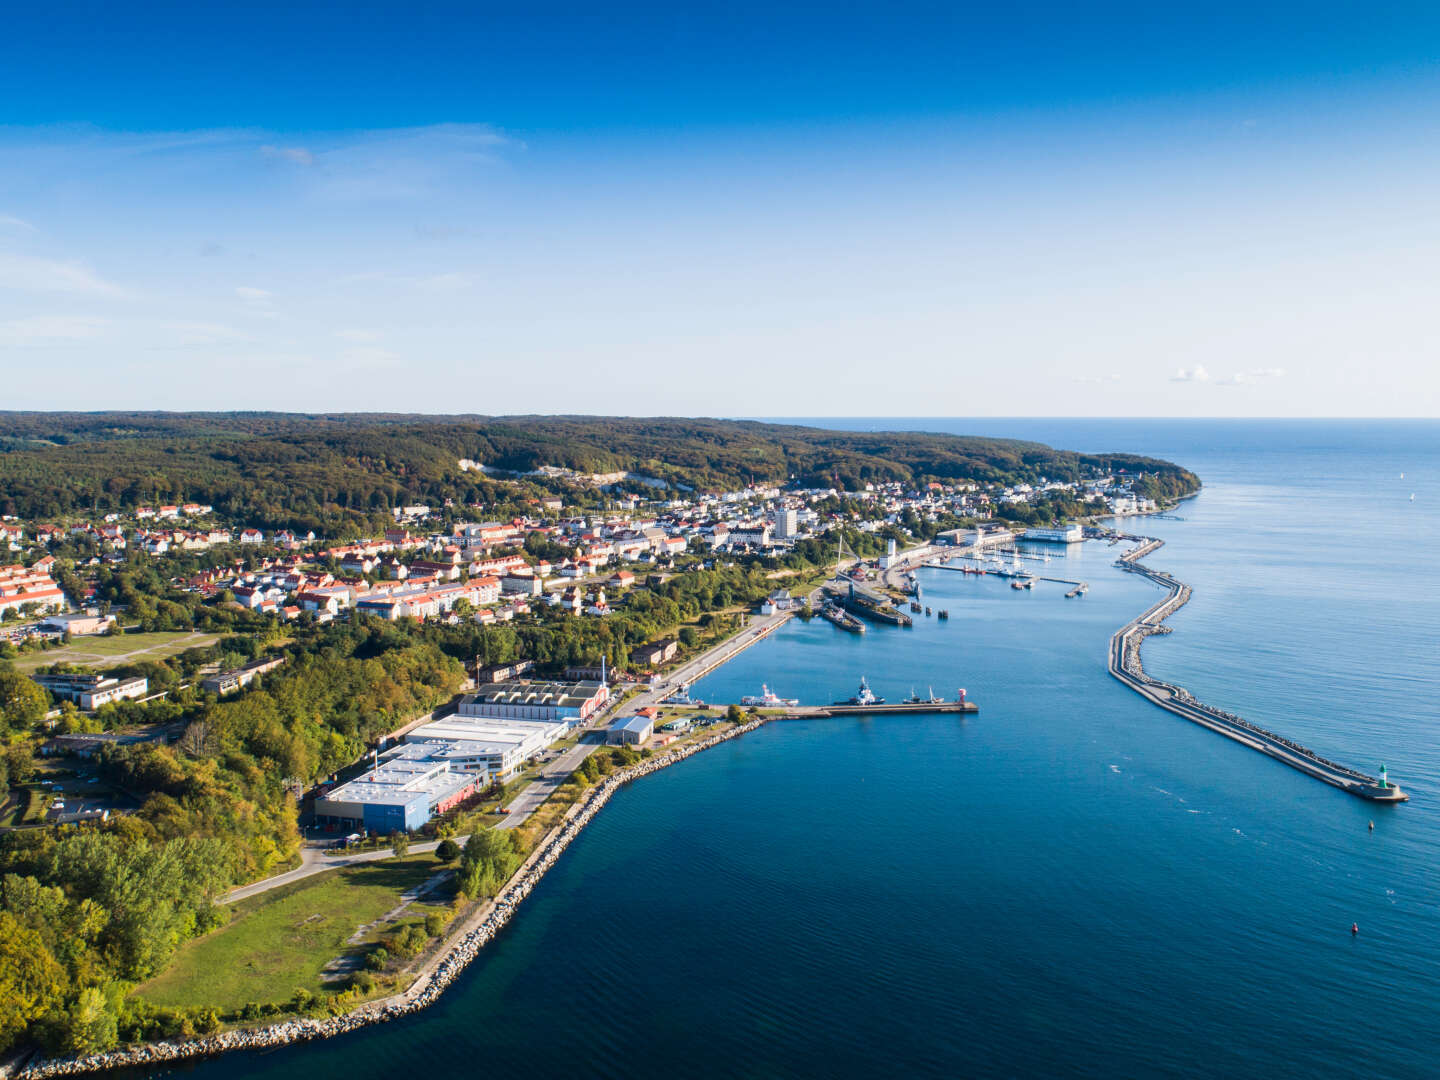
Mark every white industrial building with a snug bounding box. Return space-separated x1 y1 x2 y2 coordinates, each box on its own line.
1022 525 1084 543
403 714 570 778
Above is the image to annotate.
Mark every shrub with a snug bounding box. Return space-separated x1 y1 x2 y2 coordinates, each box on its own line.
240 1002 262 1022
424 912 447 937
435 839 460 863
364 947 388 971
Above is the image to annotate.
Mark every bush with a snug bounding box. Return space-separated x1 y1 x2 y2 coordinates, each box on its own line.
364 947 388 971
424 912 447 937
240 1002 262 1021
435 838 460 863
350 971 375 994
726 704 744 723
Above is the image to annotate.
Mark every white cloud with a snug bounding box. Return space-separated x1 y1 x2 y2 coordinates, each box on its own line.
235 286 272 301
1216 367 1288 386
0 315 109 346
0 253 127 297
335 328 381 344
1073 373 1121 385
1170 365 1211 383
0 214 36 232
260 144 315 167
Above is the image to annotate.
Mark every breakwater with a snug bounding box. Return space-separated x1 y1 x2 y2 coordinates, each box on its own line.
12 718 770 1080
1110 539 1405 802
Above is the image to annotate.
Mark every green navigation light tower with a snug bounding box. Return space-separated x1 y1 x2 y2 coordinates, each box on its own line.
1380 764 1389 790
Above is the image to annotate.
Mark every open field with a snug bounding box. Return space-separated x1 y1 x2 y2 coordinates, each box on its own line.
9 630 219 672
135 853 447 1013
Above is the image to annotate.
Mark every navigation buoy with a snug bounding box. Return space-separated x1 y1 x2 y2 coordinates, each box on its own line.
1351 923 1359 935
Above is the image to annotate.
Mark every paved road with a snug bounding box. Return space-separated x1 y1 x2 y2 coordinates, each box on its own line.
221 838 454 903
496 735 605 829
626 610 793 712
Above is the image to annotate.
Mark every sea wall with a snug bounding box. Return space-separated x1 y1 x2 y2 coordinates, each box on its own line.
15 717 769 1080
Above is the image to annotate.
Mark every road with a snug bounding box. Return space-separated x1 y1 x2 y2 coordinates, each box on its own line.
496 734 605 829
221 838 455 903
222 612 798 901
625 609 794 712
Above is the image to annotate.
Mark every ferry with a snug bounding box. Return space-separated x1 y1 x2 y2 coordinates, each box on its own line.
834 676 884 706
741 684 799 707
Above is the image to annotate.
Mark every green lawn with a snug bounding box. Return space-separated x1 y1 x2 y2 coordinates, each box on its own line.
10 630 219 673
135 854 445 1013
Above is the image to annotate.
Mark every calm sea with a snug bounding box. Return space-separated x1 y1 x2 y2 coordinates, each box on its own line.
181 420 1440 1080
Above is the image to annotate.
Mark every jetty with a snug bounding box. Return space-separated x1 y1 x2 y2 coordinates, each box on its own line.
717 699 978 719
1111 538 1405 802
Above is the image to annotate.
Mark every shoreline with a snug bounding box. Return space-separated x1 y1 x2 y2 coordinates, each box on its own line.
13 717 770 1079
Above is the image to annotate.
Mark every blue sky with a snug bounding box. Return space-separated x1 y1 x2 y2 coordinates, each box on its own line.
3 3 1440 415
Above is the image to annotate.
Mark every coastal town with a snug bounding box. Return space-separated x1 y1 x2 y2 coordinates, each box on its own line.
0 430 1183 1075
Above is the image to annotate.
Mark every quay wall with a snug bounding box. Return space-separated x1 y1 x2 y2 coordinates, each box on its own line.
13 718 771 1080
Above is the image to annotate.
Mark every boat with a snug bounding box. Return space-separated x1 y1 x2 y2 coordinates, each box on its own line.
904 686 945 705
937 609 949 619
741 684 799 707
834 676 883 706
924 606 932 615
819 603 866 634
664 684 704 706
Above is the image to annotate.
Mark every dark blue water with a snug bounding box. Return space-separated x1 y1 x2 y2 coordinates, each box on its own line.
184 420 1440 1080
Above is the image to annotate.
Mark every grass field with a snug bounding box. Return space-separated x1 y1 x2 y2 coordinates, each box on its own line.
10 630 219 673
135 854 446 1013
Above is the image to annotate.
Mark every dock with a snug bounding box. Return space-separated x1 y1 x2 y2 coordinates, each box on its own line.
1111 539 1405 802
723 700 979 719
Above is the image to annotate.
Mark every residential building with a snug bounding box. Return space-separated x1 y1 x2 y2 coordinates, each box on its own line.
32 673 149 710
201 656 286 695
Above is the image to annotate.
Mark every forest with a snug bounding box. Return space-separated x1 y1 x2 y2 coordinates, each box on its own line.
0 413 1200 529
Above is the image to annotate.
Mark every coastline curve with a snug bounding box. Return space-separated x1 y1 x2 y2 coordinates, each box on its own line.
13 718 770 1079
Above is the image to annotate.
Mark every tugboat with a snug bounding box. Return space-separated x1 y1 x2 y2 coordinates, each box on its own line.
741 684 799 707
835 676 884 706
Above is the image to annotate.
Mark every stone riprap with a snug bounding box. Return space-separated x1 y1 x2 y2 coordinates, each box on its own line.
14 718 767 1079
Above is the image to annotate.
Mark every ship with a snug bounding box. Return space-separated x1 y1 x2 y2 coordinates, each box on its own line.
834 676 883 706
838 582 914 627
741 684 799 707
664 684 704 706
820 603 866 634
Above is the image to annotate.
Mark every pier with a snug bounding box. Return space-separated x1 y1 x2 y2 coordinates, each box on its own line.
1110 539 1405 802
720 700 978 719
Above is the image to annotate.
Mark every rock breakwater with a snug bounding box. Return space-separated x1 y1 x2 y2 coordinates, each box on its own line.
15 718 768 1079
